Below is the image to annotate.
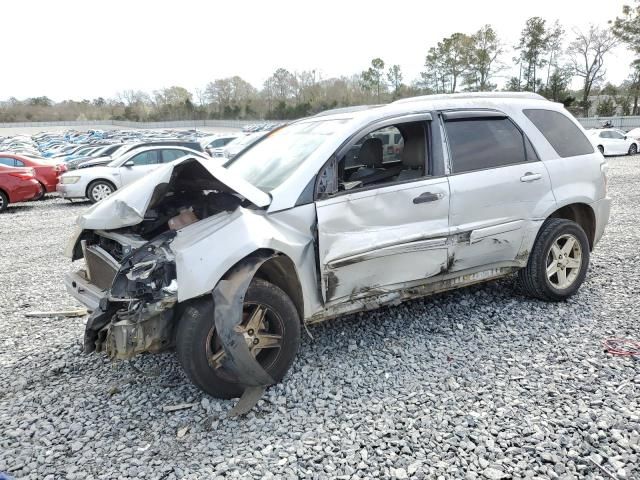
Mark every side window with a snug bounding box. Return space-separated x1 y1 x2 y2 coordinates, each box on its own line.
0 157 16 167
129 151 159 166
161 149 188 163
445 118 528 174
14 159 25 167
318 120 428 197
523 109 594 157
610 131 624 140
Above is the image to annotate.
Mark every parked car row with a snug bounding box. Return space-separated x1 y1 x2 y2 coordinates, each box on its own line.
0 126 279 211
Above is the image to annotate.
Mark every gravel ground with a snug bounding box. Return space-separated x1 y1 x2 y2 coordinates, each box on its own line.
1 156 639 480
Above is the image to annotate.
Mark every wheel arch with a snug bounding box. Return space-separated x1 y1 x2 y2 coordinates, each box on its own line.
240 249 305 322
547 202 596 250
85 178 116 198
0 187 9 205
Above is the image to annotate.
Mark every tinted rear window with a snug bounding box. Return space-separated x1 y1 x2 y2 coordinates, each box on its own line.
445 118 528 174
523 109 594 157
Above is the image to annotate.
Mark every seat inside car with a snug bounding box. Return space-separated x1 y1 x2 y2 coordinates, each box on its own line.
349 137 384 182
395 125 425 181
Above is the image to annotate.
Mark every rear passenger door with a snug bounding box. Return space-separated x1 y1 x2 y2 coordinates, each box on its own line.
443 111 556 272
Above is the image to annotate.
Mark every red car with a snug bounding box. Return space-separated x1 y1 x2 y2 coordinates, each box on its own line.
0 153 66 200
0 165 43 212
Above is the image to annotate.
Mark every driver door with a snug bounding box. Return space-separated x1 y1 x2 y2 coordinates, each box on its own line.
314 115 450 305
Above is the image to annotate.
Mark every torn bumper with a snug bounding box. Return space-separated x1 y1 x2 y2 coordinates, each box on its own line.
591 196 612 247
64 270 105 312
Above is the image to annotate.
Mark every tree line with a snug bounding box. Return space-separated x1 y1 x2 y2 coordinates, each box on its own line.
1 2 640 123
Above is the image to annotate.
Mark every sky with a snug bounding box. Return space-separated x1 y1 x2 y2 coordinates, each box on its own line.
0 0 635 101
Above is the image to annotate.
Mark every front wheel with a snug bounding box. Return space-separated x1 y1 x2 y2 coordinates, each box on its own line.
34 182 46 201
518 218 590 301
629 143 638 156
87 180 115 203
598 145 605 155
176 278 301 399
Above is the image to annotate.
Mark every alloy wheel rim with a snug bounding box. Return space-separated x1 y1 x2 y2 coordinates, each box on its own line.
546 233 582 289
206 302 284 376
92 184 112 201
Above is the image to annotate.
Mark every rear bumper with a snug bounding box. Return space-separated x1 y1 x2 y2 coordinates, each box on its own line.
591 197 612 247
64 270 106 312
10 180 42 203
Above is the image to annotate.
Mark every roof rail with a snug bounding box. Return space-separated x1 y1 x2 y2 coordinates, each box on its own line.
312 105 382 117
392 92 547 104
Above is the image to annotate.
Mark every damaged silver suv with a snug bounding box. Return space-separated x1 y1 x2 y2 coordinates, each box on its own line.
64 93 610 410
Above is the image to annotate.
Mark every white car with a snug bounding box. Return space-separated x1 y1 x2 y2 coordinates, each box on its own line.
587 129 638 156
200 134 239 156
57 146 208 203
213 131 269 159
64 92 611 413
625 127 640 141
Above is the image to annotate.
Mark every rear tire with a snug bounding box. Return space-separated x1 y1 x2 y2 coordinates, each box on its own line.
518 218 590 302
0 191 8 212
176 278 300 399
87 180 115 203
629 143 638 156
34 182 46 201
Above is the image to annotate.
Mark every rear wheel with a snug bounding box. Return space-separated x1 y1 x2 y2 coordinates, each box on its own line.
0 191 8 212
34 182 46 201
87 180 115 203
629 143 638 156
176 278 300 399
518 218 590 301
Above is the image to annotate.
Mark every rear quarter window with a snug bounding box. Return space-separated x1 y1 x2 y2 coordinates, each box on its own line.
523 109 594 158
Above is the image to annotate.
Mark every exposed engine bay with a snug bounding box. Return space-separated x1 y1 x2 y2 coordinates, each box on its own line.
70 159 250 359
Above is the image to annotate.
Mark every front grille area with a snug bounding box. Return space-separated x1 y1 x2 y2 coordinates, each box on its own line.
84 245 119 290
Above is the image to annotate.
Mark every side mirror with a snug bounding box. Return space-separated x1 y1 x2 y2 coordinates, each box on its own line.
624 135 628 140
124 160 134 167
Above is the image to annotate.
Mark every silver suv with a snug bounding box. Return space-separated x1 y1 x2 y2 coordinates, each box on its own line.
64 93 610 412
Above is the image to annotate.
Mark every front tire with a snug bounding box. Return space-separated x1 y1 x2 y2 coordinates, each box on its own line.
176 278 301 399
629 143 638 156
0 191 8 212
597 145 605 155
87 180 115 203
518 218 590 302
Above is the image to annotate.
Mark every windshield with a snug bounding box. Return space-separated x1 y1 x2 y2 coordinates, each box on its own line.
225 120 346 192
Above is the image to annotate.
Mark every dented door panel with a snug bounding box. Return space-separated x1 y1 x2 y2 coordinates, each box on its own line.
316 177 450 304
447 163 556 272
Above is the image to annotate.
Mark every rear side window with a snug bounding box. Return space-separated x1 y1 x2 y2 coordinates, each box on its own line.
445 118 528 174
523 109 594 157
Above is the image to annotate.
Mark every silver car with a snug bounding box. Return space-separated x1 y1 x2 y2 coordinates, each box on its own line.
63 93 610 413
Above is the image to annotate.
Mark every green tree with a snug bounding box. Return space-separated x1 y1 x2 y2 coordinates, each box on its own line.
362 58 386 102
421 33 473 93
597 97 616 116
465 25 503 91
610 0 640 57
386 65 403 98
515 17 551 91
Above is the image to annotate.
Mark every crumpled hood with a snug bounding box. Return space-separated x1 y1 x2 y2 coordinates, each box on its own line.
76 156 271 230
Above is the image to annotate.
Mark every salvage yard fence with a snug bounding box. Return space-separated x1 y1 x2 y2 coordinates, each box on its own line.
1 116 640 130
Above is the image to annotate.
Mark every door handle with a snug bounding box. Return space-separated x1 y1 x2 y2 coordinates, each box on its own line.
413 192 444 204
520 172 542 182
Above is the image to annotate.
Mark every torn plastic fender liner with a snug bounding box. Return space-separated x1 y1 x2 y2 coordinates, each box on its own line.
212 253 276 388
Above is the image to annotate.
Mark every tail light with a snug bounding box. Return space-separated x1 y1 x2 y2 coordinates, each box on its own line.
55 164 68 174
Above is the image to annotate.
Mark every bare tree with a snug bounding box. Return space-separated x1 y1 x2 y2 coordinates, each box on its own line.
567 25 619 116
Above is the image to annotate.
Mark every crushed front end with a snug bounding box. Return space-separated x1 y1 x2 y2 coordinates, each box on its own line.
68 229 179 358
63 156 264 361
